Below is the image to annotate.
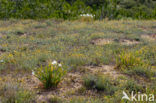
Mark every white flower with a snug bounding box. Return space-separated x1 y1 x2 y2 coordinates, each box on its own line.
58 63 62 67
87 14 90 16
80 13 94 18
0 60 4 63
32 70 35 75
52 60 57 65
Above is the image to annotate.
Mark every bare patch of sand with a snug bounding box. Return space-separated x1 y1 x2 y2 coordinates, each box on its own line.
91 38 113 45
119 39 140 45
141 34 156 41
85 65 123 78
91 38 140 46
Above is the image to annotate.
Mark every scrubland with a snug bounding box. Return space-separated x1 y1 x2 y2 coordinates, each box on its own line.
0 19 156 103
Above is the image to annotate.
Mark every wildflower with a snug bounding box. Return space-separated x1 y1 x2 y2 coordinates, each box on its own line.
52 60 57 65
32 70 35 75
36 60 66 89
80 13 95 18
58 63 62 67
0 60 4 63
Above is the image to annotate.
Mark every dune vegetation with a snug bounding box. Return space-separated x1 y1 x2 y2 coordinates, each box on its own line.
0 0 156 20
0 19 156 103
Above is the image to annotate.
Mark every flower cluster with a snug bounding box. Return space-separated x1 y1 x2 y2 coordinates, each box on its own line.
0 59 4 63
51 60 62 67
32 60 63 76
80 14 95 18
32 60 66 89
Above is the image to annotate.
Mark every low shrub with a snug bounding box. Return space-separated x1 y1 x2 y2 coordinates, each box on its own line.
115 50 153 79
34 60 66 89
124 80 144 93
83 74 116 95
116 51 147 70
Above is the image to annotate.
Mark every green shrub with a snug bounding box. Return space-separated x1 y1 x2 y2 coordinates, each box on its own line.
116 51 147 70
124 80 144 93
83 74 116 95
0 0 155 19
34 60 66 89
116 49 154 79
83 74 96 89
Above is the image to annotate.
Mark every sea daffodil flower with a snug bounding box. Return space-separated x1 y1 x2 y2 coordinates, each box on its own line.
52 60 57 65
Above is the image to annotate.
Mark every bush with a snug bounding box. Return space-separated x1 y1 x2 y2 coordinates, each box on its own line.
83 74 116 95
0 0 155 19
124 80 144 93
83 74 96 89
34 60 66 89
116 49 154 79
116 51 147 70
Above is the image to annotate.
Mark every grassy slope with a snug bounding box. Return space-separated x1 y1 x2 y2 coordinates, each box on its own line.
0 19 156 103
